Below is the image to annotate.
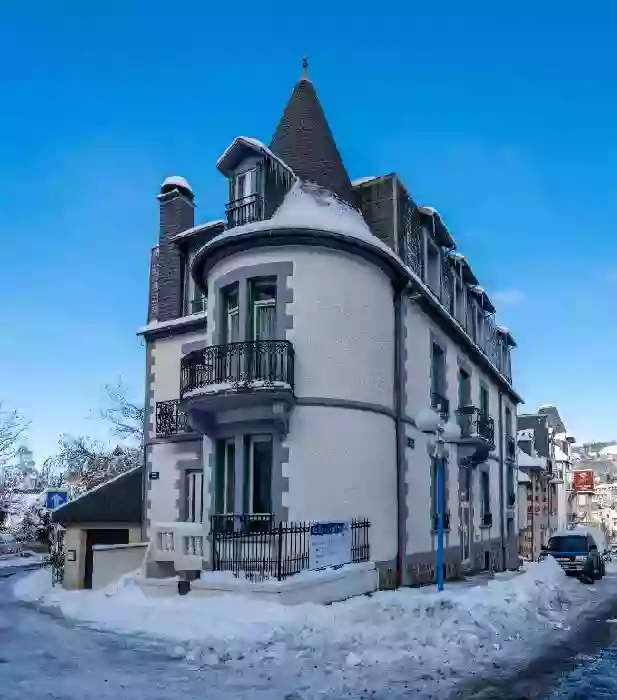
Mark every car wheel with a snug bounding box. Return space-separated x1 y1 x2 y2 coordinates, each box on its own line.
594 565 603 581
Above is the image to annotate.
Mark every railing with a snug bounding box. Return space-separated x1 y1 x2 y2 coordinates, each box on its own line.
155 400 191 437
226 194 263 228
456 406 495 444
189 295 207 314
149 522 205 572
180 340 294 398
210 515 371 582
430 392 450 419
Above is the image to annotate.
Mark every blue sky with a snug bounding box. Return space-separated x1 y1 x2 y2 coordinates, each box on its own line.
0 1 615 463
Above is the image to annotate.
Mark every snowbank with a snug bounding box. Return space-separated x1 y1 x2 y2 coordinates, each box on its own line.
14 560 617 699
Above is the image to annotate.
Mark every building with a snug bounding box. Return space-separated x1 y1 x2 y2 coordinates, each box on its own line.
517 406 576 559
139 64 521 589
517 416 552 559
52 467 144 590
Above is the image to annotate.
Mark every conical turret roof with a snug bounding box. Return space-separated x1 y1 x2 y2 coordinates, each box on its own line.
270 72 355 205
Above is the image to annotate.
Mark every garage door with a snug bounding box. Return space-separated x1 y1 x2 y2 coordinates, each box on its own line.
84 529 129 589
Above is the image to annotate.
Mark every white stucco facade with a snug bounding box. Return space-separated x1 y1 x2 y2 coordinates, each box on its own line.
141 77 521 590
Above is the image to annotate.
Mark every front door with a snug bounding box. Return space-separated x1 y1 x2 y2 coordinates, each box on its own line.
84 529 129 589
460 466 472 563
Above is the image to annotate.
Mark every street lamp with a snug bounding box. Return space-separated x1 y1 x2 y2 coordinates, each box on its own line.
415 407 461 592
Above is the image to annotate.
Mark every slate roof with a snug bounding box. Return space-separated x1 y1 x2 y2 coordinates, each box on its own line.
269 77 355 205
52 467 142 525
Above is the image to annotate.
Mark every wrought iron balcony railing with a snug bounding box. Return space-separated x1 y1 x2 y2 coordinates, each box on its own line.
226 193 263 228
189 295 207 314
456 406 495 444
180 340 294 398
430 392 450 419
506 435 516 461
155 399 191 437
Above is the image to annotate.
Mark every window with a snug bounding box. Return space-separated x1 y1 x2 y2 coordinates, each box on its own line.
430 343 447 411
250 278 276 341
243 435 273 514
479 385 489 420
458 367 472 436
481 471 491 519
475 304 485 347
223 285 240 343
185 469 204 523
215 438 236 514
505 407 512 439
426 241 441 294
506 464 515 505
454 275 465 325
234 168 258 201
466 294 475 340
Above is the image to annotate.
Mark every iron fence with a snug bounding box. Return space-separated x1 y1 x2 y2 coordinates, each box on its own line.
226 194 263 228
210 515 370 582
180 340 294 397
155 399 191 437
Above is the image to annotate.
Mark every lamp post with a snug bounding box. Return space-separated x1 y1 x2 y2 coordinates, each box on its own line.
415 407 461 592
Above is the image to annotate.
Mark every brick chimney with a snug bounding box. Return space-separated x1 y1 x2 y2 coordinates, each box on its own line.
155 176 195 322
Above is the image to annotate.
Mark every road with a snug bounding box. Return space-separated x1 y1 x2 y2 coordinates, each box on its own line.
0 573 263 700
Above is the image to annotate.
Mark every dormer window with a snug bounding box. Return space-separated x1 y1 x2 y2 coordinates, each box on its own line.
229 165 263 227
425 238 441 294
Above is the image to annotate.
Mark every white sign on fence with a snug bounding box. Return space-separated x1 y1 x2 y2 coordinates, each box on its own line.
309 520 352 570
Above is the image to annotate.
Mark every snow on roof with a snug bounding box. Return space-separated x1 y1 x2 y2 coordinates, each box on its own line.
418 205 438 216
517 448 546 469
170 219 226 243
496 325 510 335
52 466 142 514
137 310 207 336
161 175 192 194
553 444 569 462
601 444 617 456
351 176 378 186
469 285 485 296
216 136 295 177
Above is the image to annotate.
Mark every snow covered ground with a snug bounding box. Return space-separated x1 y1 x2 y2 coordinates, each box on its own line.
14 559 617 699
0 552 43 575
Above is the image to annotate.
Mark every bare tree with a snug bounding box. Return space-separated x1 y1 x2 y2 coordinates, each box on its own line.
101 381 144 443
0 402 27 467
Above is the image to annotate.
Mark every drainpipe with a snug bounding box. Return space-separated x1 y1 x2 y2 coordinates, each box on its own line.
394 286 405 587
498 391 506 570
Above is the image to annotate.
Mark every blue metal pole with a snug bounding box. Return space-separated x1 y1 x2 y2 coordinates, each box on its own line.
436 448 445 592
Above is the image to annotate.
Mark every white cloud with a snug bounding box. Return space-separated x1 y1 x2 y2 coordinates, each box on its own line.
491 289 525 305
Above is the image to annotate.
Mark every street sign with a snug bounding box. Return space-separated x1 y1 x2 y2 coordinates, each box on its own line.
149 472 160 481
309 520 351 570
45 490 69 510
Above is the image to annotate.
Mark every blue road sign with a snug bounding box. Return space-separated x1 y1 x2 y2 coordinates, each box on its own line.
46 490 69 510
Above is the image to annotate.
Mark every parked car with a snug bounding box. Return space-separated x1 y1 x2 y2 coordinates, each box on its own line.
539 531 604 583
0 534 23 558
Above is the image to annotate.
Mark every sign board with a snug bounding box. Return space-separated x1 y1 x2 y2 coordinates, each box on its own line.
572 470 595 493
45 490 69 510
309 520 351 570
67 549 76 562
149 472 160 481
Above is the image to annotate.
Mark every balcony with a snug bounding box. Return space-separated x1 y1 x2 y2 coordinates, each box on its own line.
179 340 295 431
506 435 516 462
456 406 495 447
155 400 192 437
226 194 263 228
430 392 450 420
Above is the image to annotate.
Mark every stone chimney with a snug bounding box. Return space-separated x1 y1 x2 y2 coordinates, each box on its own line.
155 176 195 322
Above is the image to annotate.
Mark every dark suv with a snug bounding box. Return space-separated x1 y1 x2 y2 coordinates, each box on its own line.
539 532 605 583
